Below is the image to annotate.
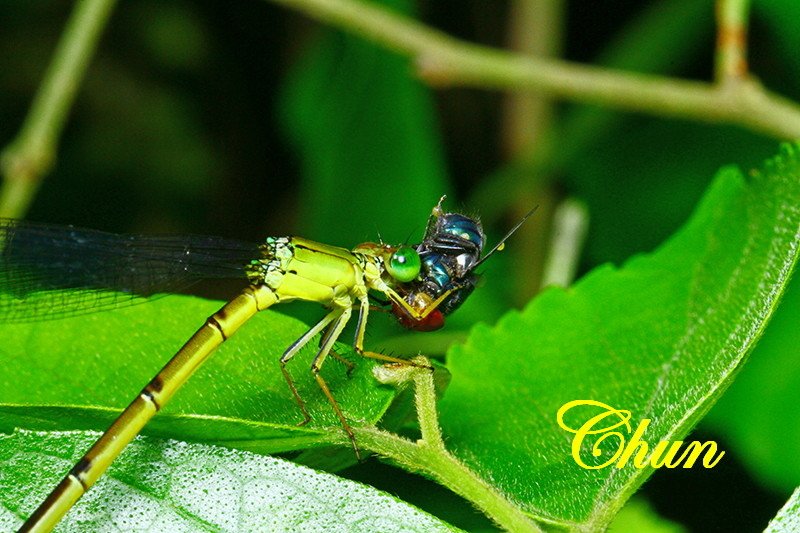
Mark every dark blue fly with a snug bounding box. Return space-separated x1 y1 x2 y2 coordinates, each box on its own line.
390 197 536 332
416 211 485 315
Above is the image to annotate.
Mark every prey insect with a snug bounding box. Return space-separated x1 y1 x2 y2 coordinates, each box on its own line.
3 197 535 532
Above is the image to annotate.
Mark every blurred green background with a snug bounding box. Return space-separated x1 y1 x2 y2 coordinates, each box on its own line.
1 1 798 531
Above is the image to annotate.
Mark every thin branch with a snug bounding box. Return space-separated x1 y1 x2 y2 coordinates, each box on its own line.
358 427 543 533
0 0 117 218
366 359 542 533
502 0 564 303
268 0 800 139
410 357 445 451
540 198 589 289
502 0 563 156
715 0 750 83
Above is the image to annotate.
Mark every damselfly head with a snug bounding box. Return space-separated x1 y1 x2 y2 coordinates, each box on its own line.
354 241 423 284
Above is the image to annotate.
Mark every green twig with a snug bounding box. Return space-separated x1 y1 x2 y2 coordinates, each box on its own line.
501 0 564 302
715 0 750 83
410 357 445 451
267 0 800 139
0 0 117 218
540 198 589 289
365 357 542 533
501 0 563 156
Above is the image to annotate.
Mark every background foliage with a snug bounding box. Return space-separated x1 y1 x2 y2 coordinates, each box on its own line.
1 1 799 531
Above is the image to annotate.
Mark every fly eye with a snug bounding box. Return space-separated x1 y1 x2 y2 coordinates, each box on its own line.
387 246 421 282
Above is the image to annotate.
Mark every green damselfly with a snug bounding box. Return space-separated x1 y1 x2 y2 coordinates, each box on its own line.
3 197 535 532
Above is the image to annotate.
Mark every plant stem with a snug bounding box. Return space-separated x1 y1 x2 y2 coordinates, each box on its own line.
0 0 117 218
364 359 542 533
540 198 589 289
267 0 800 139
715 0 750 83
502 0 563 156
411 358 446 452
502 0 564 303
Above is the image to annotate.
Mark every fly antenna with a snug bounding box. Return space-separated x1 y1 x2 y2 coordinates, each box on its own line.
404 227 417 245
469 205 539 272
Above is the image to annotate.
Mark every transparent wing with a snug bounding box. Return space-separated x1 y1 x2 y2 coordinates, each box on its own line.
0 219 260 323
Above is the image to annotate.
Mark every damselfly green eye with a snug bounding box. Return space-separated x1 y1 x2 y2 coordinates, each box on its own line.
387 246 421 282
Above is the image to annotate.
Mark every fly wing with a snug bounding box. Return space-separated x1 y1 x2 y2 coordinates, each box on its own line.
0 219 259 323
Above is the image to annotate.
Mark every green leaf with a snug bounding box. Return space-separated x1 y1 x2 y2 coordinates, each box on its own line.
0 295 396 453
765 487 800 533
564 120 777 265
555 0 715 172
553 2 775 267
608 499 685 533
439 145 800 528
278 0 450 247
704 270 800 491
0 429 460 532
